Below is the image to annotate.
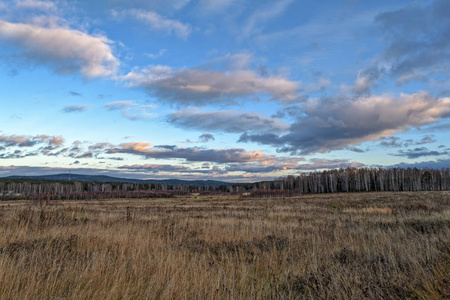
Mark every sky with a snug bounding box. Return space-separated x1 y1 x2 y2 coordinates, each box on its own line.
0 0 450 182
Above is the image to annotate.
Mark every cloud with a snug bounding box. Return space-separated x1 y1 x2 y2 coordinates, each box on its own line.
118 164 191 173
239 92 450 154
353 0 450 93
105 101 136 111
392 147 448 159
62 104 89 113
15 0 57 11
88 142 115 150
351 66 384 96
0 20 119 78
389 158 450 170
0 135 37 147
123 65 299 105
69 91 82 96
0 134 63 148
108 0 191 12
415 136 436 145
378 136 403 148
224 158 364 173
115 9 192 39
295 159 365 171
0 150 39 159
146 49 167 59
107 142 273 164
153 145 176 151
119 155 309 176
168 108 290 134
241 0 293 40
105 100 157 120
196 0 236 14
378 135 437 148
199 133 214 142
0 134 64 158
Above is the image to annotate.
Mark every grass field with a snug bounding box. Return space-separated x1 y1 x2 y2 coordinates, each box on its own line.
0 191 449 299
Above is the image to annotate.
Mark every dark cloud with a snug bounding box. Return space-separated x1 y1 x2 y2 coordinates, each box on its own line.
358 0 450 90
392 147 448 159
97 157 124 161
379 135 436 148
69 91 82 97
154 145 177 150
88 143 115 150
199 133 215 142
225 164 280 174
415 136 436 145
62 104 89 113
0 150 38 159
378 136 405 148
168 109 289 134
346 146 365 153
72 152 94 159
389 158 450 169
239 92 450 154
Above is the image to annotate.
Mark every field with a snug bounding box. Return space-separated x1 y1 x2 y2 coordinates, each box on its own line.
0 191 449 299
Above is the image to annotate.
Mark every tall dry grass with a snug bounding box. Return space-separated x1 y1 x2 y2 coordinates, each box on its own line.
0 191 449 299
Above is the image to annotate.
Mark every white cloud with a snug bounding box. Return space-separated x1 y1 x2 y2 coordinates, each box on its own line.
241 0 293 39
121 9 192 40
14 0 57 11
105 101 157 120
146 49 167 59
0 20 119 78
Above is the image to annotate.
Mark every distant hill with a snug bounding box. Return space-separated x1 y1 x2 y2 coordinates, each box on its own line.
5 173 235 187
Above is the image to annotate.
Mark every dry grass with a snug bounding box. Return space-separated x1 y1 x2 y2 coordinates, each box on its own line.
0 191 449 299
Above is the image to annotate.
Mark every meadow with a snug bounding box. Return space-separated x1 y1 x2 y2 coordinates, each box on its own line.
0 191 449 299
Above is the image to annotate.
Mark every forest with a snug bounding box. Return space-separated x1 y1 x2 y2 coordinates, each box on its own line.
1 167 450 201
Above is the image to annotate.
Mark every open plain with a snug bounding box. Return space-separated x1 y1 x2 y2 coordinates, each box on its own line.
0 191 449 299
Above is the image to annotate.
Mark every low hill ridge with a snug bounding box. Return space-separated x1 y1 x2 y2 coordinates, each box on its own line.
6 173 235 186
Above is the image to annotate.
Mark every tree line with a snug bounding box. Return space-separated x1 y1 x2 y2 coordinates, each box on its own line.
1 167 449 200
0 178 245 201
250 167 450 197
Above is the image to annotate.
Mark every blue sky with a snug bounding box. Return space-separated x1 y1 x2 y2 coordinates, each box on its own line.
1 0 450 182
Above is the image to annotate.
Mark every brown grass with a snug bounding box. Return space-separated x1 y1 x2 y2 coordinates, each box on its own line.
0 191 449 299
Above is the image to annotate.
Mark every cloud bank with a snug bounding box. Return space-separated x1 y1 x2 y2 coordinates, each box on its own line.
168 108 290 134
123 65 299 105
239 92 450 154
